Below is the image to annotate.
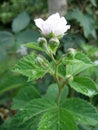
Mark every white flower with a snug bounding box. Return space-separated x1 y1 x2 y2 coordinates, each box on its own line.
34 13 70 37
17 45 28 55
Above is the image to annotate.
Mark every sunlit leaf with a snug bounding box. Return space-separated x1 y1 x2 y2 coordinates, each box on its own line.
38 108 77 130
25 42 45 52
66 59 93 76
62 98 98 126
69 77 98 97
9 98 57 130
13 52 51 81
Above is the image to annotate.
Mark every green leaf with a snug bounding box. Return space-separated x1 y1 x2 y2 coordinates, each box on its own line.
75 52 92 64
66 9 96 38
12 85 40 109
90 0 97 7
0 31 14 45
69 77 98 97
25 42 45 52
62 34 85 51
16 30 40 44
9 98 77 130
0 118 12 130
13 52 50 81
62 98 98 126
82 14 96 38
9 98 57 130
66 59 93 76
81 44 98 58
58 64 66 78
0 46 7 60
0 74 28 95
63 51 94 76
78 124 92 130
45 83 68 102
93 125 98 130
12 12 30 33
38 108 77 130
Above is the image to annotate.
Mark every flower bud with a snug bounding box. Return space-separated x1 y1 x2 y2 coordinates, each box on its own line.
36 56 44 64
49 37 60 54
17 45 28 55
67 48 76 58
37 37 50 53
36 55 48 67
65 74 73 83
38 37 47 46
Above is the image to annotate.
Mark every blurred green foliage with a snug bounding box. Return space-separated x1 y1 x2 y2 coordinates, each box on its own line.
0 0 45 107
0 0 47 24
63 0 98 47
0 0 98 129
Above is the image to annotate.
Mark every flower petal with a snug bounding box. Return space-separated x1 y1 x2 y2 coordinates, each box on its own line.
59 17 70 34
46 12 60 22
34 18 44 31
42 22 52 35
34 13 70 38
51 18 70 36
60 17 67 25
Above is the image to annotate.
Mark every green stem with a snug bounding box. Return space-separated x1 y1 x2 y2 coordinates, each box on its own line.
50 52 56 63
55 64 59 82
50 52 59 82
49 52 67 108
57 80 67 107
57 87 62 108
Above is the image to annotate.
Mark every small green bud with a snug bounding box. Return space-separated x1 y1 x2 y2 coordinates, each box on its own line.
49 37 60 54
67 48 76 58
36 56 44 64
36 55 48 67
38 37 47 46
38 37 50 53
49 37 59 45
65 74 73 82
67 48 76 55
